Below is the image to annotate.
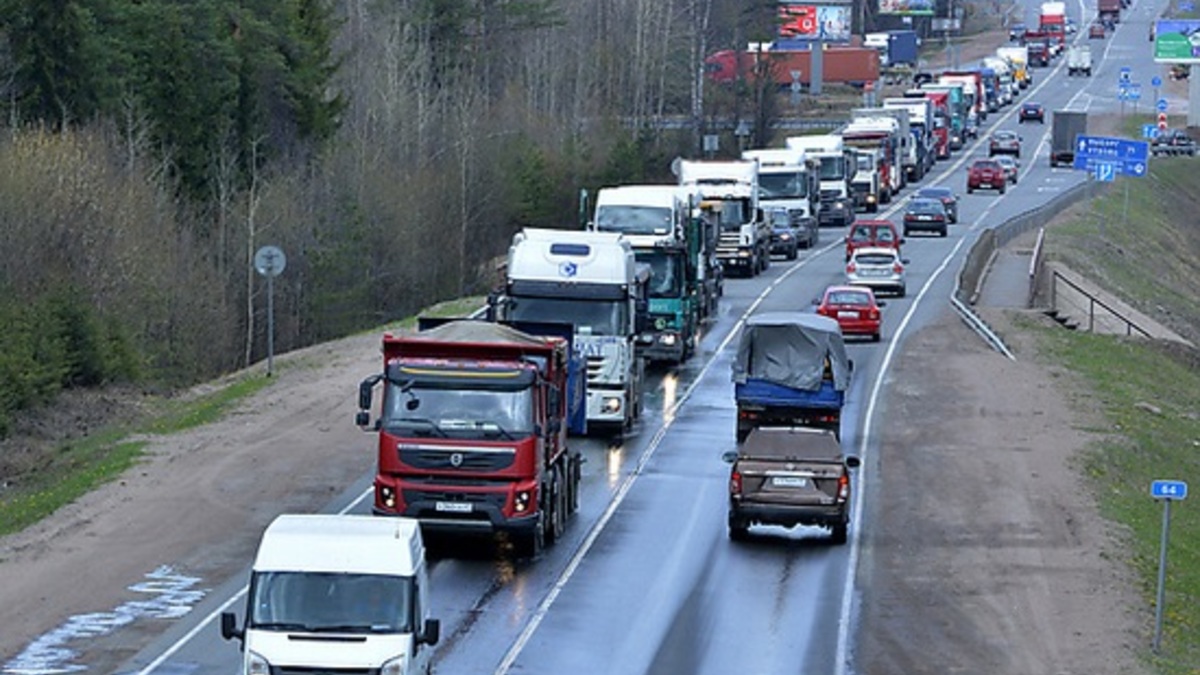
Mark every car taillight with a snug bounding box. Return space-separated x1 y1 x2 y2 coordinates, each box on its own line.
869 308 880 320
730 470 743 496
893 262 903 273
847 262 857 273
837 473 850 502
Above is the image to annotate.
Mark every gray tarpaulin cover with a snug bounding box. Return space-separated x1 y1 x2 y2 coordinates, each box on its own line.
731 312 851 391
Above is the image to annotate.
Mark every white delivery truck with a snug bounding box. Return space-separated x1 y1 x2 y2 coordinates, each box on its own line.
740 147 819 236
501 228 648 430
221 515 440 675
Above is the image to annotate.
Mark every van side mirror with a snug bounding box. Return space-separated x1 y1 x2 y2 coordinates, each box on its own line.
220 612 243 643
844 456 862 469
420 618 441 646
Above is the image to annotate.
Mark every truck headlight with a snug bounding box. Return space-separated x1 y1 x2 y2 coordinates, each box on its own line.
834 201 845 210
514 489 532 513
737 250 752 258
382 654 409 675
247 651 270 675
379 485 396 509
866 195 877 204
603 397 622 413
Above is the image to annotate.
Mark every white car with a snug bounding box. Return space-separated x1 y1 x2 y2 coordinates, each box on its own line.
846 246 908 297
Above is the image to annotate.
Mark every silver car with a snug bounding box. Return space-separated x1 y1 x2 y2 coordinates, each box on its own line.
846 246 908 297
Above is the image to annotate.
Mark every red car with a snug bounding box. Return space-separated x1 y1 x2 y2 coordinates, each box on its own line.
967 159 1008 194
815 285 885 342
844 219 903 261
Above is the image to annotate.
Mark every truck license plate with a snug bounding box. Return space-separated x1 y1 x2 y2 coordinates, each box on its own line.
435 501 473 513
772 476 807 488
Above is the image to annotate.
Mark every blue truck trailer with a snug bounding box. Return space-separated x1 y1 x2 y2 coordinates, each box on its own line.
732 312 852 442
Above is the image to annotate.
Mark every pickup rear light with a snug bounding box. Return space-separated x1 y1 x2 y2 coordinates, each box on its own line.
837 473 850 502
730 470 743 496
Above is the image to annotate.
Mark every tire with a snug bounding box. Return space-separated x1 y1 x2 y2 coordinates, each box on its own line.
967 186 974 194
871 332 881 343
728 512 749 541
567 454 581 514
788 244 798 261
517 515 545 559
830 522 849 545
940 227 948 237
999 184 1007 195
897 285 907 298
546 470 565 543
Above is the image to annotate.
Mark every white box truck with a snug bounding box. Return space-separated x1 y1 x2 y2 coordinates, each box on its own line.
221 515 440 675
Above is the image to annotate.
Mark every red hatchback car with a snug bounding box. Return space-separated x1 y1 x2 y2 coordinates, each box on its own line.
967 159 1008 194
815 285 884 342
844 219 903 261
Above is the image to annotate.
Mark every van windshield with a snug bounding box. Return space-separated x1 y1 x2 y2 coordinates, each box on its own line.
249 571 415 634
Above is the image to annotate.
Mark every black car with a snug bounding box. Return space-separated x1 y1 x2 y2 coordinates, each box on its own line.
913 186 959 223
765 208 817 259
1151 129 1197 156
902 198 949 237
1019 102 1045 123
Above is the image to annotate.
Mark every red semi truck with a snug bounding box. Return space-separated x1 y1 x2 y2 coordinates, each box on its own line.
705 47 881 87
356 319 584 558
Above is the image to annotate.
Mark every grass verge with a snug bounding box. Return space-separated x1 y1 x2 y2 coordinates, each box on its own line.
0 296 487 538
1029 324 1200 673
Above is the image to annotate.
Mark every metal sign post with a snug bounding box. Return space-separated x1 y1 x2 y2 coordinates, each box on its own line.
253 245 287 377
1150 479 1188 654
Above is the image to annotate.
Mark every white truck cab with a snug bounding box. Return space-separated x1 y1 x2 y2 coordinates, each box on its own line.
221 515 440 675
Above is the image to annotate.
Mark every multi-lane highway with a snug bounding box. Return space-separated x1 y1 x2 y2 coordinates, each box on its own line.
1 0 1167 673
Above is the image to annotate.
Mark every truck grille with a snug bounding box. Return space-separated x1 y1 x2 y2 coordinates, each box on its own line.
586 355 608 383
716 232 741 255
400 446 515 471
819 189 843 203
403 489 505 508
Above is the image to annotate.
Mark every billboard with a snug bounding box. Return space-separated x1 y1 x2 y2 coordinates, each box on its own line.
878 0 936 15
1154 19 1200 63
779 4 853 42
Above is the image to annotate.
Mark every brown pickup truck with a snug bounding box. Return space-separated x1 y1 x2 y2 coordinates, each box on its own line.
724 427 861 544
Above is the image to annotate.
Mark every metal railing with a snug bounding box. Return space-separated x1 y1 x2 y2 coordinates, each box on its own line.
1048 269 1153 338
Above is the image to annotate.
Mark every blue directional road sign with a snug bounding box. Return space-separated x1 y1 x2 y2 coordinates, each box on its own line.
1151 480 1188 500
1073 135 1150 177
1152 76 1163 87
1157 98 1169 112
1143 124 1161 139
1128 84 1142 101
1094 162 1117 182
1182 1 1194 12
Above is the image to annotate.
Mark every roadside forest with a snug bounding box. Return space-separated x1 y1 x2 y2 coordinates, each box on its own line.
0 0 786 435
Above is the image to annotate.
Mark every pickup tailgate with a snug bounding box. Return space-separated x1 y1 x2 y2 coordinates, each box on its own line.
735 458 844 506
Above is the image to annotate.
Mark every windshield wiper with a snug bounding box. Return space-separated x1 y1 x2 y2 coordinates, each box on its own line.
479 422 518 440
386 417 447 437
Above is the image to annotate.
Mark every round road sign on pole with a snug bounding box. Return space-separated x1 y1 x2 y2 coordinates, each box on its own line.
253 245 286 377
1152 75 1163 87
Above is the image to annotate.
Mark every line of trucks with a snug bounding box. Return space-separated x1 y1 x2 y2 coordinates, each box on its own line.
704 31 923 88
217 30 1072 675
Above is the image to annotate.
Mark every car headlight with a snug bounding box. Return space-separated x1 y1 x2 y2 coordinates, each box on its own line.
247 651 270 675
658 333 678 346
779 233 792 241
603 397 622 413
382 655 409 675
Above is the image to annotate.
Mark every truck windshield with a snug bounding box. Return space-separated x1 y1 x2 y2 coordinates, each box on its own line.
384 382 534 437
855 155 874 171
594 205 674 236
758 172 807 199
817 157 845 181
635 250 682 298
702 199 749 231
249 571 414 634
507 297 629 336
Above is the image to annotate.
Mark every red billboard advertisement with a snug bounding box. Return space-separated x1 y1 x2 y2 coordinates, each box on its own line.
778 4 853 41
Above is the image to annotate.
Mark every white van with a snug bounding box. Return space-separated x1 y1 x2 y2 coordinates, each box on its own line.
221 514 440 675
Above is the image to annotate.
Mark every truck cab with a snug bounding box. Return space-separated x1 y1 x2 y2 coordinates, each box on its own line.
221 515 441 675
679 159 771 278
591 185 711 363
499 228 648 432
785 134 856 227
850 148 883 212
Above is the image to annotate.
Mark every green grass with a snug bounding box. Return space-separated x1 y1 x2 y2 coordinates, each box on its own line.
1029 325 1200 672
0 296 489 538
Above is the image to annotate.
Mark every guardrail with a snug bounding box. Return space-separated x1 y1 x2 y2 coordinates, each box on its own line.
952 176 1106 357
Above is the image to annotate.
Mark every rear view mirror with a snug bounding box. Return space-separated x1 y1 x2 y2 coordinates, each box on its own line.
877 300 888 307
721 450 739 464
845 456 862 469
